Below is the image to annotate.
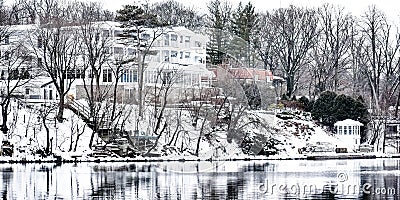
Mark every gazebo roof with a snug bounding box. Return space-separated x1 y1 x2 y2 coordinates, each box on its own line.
334 119 363 127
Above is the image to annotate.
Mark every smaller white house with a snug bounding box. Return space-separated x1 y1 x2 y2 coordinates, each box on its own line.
23 77 58 104
334 119 363 151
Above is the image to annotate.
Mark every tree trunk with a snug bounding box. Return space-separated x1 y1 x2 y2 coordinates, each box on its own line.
138 61 144 118
286 74 295 97
74 126 84 152
195 117 207 156
57 97 65 122
43 116 50 155
89 130 95 149
1 104 8 138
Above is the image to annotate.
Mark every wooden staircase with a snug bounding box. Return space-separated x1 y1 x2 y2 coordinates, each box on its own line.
65 99 158 157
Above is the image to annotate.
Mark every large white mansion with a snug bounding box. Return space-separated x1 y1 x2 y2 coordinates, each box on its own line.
0 21 214 104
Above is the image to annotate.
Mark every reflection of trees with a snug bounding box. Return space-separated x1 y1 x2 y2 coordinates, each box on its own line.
88 164 160 199
1 167 13 199
4 161 400 199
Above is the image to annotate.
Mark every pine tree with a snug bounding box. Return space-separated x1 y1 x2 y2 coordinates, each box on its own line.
116 5 162 117
311 91 337 126
230 1 258 68
206 0 232 65
311 91 370 127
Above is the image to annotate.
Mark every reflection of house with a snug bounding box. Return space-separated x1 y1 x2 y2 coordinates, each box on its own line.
334 119 362 151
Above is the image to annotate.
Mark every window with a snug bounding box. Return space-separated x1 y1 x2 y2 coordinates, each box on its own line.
132 70 138 82
103 30 110 37
348 126 352 135
125 88 135 99
195 41 201 47
44 89 48 100
66 69 84 79
338 126 342 135
29 95 41 100
114 47 124 54
141 33 150 40
344 126 347 135
4 51 9 60
25 88 30 95
171 34 177 41
127 48 136 56
185 52 190 58
180 35 183 43
164 34 169 46
171 51 178 57
37 57 42 67
114 30 123 37
103 68 113 82
162 71 172 84
103 47 110 54
121 69 138 83
4 35 9 45
185 36 190 42
38 37 42 48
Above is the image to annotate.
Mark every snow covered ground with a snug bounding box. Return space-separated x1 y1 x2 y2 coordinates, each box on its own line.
0 99 369 162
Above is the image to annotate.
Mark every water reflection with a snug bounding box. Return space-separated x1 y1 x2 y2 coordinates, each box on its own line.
0 159 399 199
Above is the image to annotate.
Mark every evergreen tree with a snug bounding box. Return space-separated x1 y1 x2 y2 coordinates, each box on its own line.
311 91 370 127
230 2 258 67
242 82 261 109
116 5 162 117
206 0 232 65
298 96 312 112
312 91 337 125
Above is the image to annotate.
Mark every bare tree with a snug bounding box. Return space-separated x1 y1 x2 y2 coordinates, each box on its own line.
359 6 400 113
310 4 354 95
149 0 205 30
253 12 279 72
116 4 166 118
27 2 82 122
268 6 318 97
0 6 33 138
77 6 114 148
34 103 57 155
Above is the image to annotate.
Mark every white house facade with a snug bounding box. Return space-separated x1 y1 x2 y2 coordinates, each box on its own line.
334 119 363 151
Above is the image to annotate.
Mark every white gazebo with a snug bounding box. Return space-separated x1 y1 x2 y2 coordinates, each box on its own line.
334 119 363 151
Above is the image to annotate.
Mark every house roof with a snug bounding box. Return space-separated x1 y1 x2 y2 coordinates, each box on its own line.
210 65 273 81
146 62 214 77
334 119 363 126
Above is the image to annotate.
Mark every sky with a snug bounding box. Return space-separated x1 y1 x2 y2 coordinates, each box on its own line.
95 0 400 22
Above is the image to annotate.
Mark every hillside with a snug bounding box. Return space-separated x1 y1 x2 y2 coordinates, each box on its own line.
0 100 347 161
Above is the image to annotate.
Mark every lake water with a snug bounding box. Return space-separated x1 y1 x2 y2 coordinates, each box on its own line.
0 159 399 199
